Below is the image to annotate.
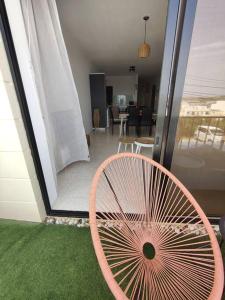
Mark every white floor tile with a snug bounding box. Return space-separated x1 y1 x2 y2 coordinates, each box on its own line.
53 126 153 211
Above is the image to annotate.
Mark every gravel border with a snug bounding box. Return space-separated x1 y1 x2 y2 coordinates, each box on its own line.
45 216 220 238
45 216 89 227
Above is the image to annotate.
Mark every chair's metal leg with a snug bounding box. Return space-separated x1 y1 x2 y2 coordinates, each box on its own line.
125 143 127 151
117 142 121 153
136 145 140 154
119 119 123 136
131 143 134 153
124 122 126 136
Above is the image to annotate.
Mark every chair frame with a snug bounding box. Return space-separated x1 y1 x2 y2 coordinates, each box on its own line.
89 153 224 300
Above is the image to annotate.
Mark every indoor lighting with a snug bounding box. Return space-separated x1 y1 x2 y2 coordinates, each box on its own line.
138 16 150 58
129 65 136 72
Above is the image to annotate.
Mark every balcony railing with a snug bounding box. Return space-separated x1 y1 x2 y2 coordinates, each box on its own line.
176 116 225 151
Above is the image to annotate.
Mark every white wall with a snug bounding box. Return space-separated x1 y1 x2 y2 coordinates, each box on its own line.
0 33 46 222
59 29 94 134
106 75 138 103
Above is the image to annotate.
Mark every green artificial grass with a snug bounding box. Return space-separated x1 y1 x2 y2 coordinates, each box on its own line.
0 219 113 300
0 219 225 300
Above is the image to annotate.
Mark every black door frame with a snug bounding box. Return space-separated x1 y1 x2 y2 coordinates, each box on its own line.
160 0 198 170
153 0 197 166
0 1 53 212
0 0 87 218
0 0 219 223
154 0 220 222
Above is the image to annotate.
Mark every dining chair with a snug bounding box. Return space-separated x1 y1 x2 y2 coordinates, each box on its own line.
139 107 153 136
126 106 140 136
109 106 120 135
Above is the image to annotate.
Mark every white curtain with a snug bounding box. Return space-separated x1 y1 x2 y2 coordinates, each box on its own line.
20 0 90 175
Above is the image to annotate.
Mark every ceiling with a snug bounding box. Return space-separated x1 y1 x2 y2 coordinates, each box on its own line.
56 0 168 78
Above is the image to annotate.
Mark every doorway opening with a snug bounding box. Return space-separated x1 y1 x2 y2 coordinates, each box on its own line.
52 0 168 211
3 0 174 214
53 0 168 211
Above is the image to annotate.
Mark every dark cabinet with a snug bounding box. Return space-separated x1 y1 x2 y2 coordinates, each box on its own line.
89 73 107 128
106 86 113 106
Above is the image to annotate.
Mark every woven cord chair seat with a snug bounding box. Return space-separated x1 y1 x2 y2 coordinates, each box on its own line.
89 153 224 300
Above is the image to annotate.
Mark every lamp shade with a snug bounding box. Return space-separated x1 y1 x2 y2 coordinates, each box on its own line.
138 42 150 58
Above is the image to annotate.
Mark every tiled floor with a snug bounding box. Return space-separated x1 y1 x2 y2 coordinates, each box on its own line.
53 126 153 211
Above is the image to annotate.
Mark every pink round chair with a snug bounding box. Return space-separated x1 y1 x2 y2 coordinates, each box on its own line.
89 153 224 300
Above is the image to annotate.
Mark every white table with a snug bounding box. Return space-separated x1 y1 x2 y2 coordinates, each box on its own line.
119 113 129 136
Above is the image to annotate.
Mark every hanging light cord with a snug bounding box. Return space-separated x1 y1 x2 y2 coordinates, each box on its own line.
144 20 147 43
142 16 149 43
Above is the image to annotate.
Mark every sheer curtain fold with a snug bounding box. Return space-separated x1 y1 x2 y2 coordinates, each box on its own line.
20 0 89 176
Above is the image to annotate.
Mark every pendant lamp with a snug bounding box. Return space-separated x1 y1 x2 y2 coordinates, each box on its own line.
138 16 150 58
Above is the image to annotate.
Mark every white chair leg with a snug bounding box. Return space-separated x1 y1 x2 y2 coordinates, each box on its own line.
131 143 134 153
124 122 126 136
136 145 141 154
119 119 123 136
117 142 121 153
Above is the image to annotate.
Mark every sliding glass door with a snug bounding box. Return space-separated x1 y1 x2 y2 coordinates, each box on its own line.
168 0 225 217
3 0 224 217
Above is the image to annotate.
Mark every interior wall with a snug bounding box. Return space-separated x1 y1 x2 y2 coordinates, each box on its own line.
58 28 94 134
106 75 138 104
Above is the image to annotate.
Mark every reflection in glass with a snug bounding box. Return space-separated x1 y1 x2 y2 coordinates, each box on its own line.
171 0 225 216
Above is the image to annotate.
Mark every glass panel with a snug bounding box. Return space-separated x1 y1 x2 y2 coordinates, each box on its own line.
171 0 225 216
